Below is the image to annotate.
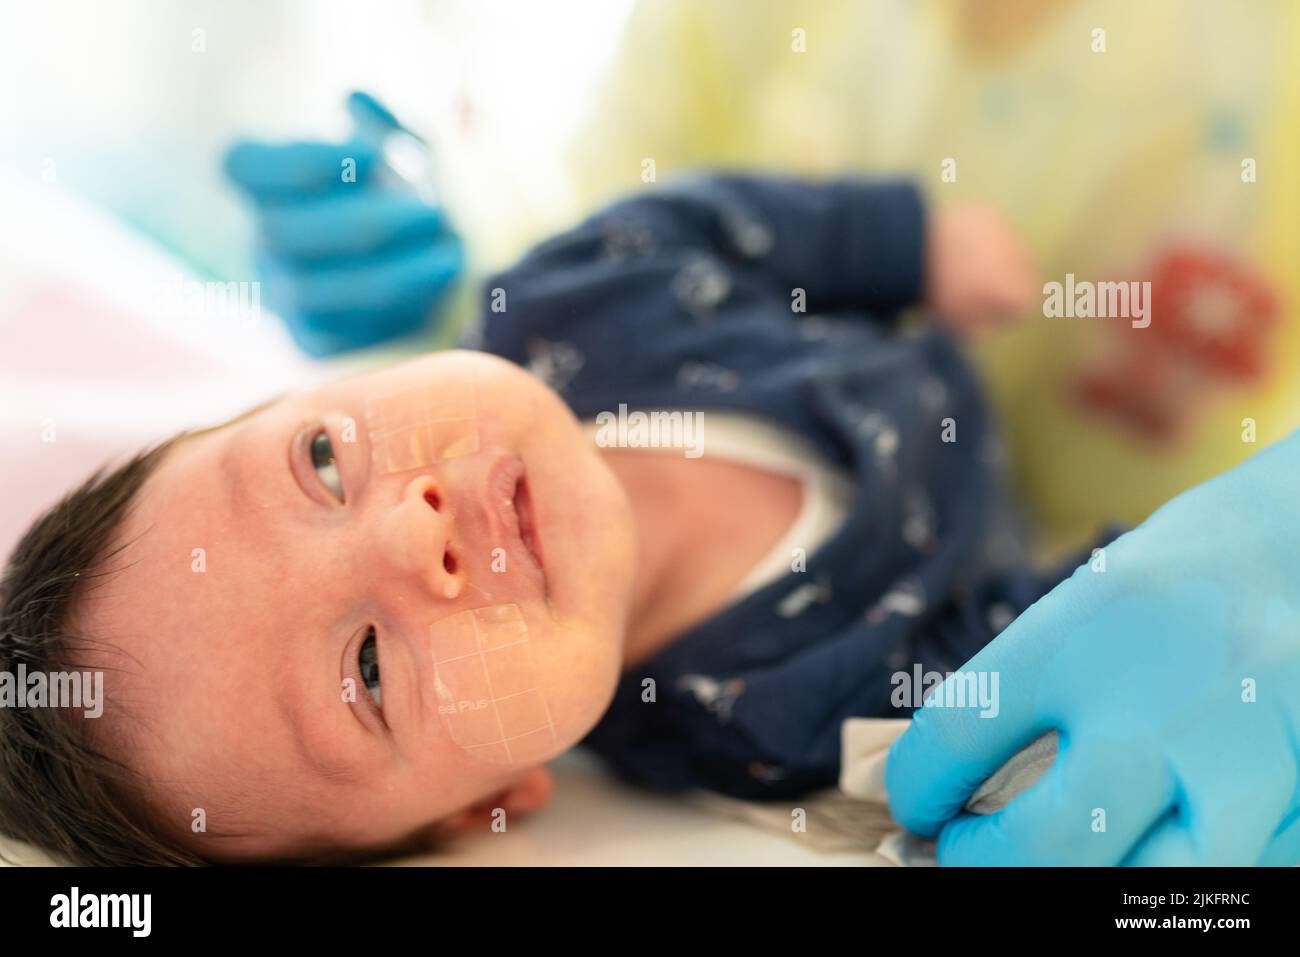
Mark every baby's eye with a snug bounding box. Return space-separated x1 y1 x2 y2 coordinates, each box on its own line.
310 431 344 501
358 627 381 709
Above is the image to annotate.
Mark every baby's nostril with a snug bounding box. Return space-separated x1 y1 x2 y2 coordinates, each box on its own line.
443 551 457 575
424 488 442 511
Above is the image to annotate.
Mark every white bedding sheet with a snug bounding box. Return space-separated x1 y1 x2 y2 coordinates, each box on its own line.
390 749 884 866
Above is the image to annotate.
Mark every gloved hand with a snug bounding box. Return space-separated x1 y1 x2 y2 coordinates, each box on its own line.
224 95 463 356
887 429 1300 865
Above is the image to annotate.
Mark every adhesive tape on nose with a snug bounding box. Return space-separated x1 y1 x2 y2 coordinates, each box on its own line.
366 378 479 475
430 604 557 766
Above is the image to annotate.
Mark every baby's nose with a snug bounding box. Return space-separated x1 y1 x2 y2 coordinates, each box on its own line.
376 474 465 600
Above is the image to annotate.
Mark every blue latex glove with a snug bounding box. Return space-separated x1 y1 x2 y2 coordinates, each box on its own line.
224 93 463 356
887 430 1300 865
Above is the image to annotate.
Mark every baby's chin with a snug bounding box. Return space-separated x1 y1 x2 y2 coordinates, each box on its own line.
542 625 627 755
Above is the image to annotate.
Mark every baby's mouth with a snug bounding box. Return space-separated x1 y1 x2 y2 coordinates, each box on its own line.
486 452 546 589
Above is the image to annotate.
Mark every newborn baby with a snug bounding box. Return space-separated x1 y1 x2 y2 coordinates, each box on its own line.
1 173 1100 865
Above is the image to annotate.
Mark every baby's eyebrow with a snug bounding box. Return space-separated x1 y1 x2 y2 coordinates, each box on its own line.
218 430 261 517
219 422 299 515
277 662 363 786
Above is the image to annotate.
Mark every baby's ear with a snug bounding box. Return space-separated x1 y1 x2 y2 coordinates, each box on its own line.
436 766 555 836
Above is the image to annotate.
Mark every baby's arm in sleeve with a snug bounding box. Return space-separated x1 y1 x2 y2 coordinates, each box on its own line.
602 172 928 317
590 173 1037 332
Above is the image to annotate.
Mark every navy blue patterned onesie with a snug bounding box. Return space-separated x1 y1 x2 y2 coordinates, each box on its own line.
469 173 1102 801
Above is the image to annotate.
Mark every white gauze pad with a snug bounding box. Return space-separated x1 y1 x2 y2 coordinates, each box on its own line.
430 604 558 766
366 375 479 475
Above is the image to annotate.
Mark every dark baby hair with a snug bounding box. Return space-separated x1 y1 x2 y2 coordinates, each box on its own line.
0 435 206 865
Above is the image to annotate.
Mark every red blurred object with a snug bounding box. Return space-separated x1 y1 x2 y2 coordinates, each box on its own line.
1147 247 1278 379
1071 246 1279 441
1073 344 1201 444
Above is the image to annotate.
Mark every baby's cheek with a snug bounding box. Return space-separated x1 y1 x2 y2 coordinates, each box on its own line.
431 604 559 767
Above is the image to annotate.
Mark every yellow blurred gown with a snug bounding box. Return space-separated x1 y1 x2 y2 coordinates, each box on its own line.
563 0 1300 554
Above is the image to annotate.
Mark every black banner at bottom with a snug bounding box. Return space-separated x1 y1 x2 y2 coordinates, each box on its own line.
0 865 1284 942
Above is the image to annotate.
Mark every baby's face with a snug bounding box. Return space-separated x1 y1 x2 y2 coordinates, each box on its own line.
79 350 636 860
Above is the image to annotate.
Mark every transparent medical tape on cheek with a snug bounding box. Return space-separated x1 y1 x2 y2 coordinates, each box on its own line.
430 604 558 766
365 375 479 474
